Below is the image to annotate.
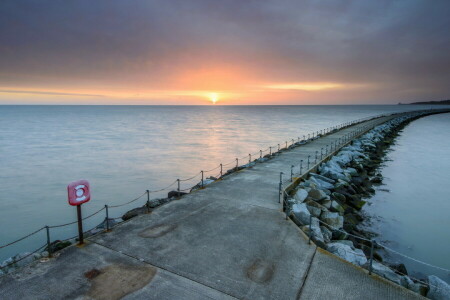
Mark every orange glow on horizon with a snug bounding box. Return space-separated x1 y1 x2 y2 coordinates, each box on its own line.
265 82 343 91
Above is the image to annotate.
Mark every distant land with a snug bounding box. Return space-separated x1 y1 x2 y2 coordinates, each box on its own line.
399 99 450 105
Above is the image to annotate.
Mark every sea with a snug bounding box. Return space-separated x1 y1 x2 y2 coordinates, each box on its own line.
362 112 450 283
1 105 448 281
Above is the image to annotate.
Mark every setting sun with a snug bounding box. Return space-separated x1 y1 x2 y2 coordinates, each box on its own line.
209 93 219 104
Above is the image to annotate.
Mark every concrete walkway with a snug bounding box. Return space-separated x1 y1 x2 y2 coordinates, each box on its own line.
0 114 425 300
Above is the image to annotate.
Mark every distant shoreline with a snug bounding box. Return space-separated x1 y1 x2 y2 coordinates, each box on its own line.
400 99 450 105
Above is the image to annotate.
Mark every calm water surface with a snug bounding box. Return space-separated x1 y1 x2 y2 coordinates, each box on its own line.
0 105 442 261
363 113 450 283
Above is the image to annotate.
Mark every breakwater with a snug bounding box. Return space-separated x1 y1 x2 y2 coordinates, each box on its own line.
282 109 450 299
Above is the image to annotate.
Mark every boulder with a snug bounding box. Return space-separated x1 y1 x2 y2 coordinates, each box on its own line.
321 211 344 229
330 201 345 215
327 242 367 266
345 167 358 176
310 173 335 184
320 226 332 243
294 189 308 203
320 199 332 209
305 200 328 218
366 261 403 285
401 276 428 296
308 188 327 201
167 191 187 198
331 192 346 203
306 205 322 218
309 175 335 190
389 263 408 276
371 175 383 184
427 275 450 300
291 203 311 225
310 217 325 248
333 240 354 248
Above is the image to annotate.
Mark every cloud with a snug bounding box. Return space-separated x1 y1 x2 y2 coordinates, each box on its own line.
0 89 105 97
0 0 449 104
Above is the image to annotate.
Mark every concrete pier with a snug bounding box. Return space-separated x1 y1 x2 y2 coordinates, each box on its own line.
0 113 427 299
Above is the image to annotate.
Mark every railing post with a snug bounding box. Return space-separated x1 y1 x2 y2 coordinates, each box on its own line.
260 150 262 159
45 226 52 257
278 144 280 151
285 141 288 149
307 155 310 169
300 160 303 175
315 151 318 164
201 170 204 188
146 190 150 213
278 172 284 203
220 164 223 177
321 148 323 159
177 179 180 193
308 214 312 244
326 145 329 155
105 205 110 231
291 165 294 182
369 240 375 275
249 154 251 164
235 158 239 171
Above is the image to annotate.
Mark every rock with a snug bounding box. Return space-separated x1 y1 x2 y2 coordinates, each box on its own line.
401 276 427 296
148 198 161 208
320 199 332 209
308 188 327 201
306 205 322 218
294 189 308 203
346 194 366 210
167 191 187 198
333 240 354 248
389 263 408 276
331 192 346 203
320 226 332 243
321 211 344 229
332 228 348 240
310 217 326 248
291 203 311 225
427 275 450 300
49 241 72 253
327 242 367 266
330 201 345 215
346 167 358 176
41 251 49 258
371 175 383 184
309 175 335 190
321 188 332 196
122 206 146 221
12 252 34 268
310 173 336 184
366 261 403 285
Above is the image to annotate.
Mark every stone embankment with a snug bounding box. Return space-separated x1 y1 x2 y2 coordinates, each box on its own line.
285 112 450 299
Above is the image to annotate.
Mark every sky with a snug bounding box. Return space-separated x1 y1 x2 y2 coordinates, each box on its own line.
1 0 450 105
